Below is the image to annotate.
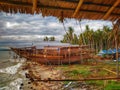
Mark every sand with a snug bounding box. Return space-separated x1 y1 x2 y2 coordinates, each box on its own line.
20 61 64 90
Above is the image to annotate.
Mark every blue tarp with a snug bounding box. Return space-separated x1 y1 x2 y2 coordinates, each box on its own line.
98 48 120 55
112 48 120 53
107 49 114 54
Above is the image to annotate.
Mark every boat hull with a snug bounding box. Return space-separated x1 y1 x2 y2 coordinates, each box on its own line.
10 45 93 64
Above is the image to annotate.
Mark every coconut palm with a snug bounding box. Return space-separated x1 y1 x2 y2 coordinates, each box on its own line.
43 36 49 41
72 34 79 44
61 26 74 44
49 36 55 41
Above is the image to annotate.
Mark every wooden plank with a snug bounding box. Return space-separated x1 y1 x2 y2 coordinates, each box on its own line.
72 0 84 17
32 0 37 14
103 0 120 19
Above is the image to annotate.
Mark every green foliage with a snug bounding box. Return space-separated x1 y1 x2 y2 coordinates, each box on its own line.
61 24 115 53
86 80 104 86
70 70 81 75
49 36 55 41
104 81 120 90
69 69 91 77
43 36 49 41
79 70 91 77
61 26 78 44
64 81 70 85
43 36 55 41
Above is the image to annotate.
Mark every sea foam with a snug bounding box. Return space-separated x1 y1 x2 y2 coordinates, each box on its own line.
0 63 22 74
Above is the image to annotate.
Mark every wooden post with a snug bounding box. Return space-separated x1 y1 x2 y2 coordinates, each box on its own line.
32 0 37 14
115 35 119 78
113 19 120 78
68 47 71 65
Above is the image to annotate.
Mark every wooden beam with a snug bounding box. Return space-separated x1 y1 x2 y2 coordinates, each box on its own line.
32 0 37 14
103 0 120 19
0 0 32 8
72 0 84 17
34 77 120 81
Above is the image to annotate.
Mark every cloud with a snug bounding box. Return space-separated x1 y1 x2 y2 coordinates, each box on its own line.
0 12 112 42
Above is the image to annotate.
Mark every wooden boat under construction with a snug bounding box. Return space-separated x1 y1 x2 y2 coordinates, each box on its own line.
10 44 94 64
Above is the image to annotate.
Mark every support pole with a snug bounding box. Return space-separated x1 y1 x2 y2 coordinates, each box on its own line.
113 19 120 78
32 0 37 14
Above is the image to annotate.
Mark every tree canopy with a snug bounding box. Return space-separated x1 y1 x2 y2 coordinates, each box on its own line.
61 25 120 53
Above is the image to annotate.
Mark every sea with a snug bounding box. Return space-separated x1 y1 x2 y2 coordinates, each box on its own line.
0 41 33 90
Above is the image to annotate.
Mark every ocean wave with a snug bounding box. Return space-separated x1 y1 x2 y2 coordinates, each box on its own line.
0 63 22 74
0 78 23 90
9 58 26 63
9 78 23 90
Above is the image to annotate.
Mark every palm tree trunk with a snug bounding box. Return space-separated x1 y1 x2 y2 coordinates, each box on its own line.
78 20 86 45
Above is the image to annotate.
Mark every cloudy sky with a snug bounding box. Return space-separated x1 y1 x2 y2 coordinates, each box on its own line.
0 12 112 42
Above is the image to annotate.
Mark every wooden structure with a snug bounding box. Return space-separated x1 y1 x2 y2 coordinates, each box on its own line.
0 0 120 21
10 45 94 64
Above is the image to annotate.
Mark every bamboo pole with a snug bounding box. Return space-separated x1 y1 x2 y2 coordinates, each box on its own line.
35 77 120 82
72 0 84 17
112 19 120 78
103 0 120 19
32 0 37 14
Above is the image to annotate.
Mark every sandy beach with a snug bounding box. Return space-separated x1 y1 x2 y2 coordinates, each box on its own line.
20 61 64 90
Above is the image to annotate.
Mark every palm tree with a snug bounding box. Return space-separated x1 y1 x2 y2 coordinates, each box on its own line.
78 34 84 45
61 26 74 44
61 34 69 43
102 26 112 49
72 34 79 44
68 27 74 43
43 36 49 41
50 36 55 41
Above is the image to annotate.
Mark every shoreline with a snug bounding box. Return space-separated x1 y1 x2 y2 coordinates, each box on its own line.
19 61 64 90
19 61 96 90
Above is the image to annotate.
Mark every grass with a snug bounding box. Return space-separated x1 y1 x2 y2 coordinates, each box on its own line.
104 81 120 90
86 80 120 90
55 60 120 89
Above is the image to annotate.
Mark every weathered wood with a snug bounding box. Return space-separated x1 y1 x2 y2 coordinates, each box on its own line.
0 0 120 16
0 0 120 20
72 0 84 17
103 0 120 19
32 0 37 14
35 77 120 81
11 45 93 64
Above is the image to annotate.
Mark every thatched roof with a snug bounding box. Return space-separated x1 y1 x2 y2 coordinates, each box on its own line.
0 0 120 21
